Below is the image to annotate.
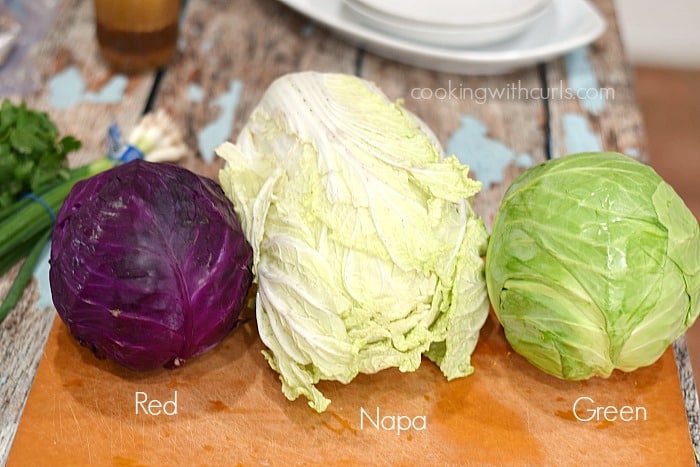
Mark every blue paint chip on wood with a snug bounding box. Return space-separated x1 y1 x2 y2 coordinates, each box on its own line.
187 83 204 102
447 115 533 188
624 147 640 158
32 240 53 310
562 113 603 155
84 76 128 104
48 66 127 109
565 47 607 115
197 79 244 163
48 66 85 109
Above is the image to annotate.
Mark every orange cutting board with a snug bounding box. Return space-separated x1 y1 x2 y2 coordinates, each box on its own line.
8 309 695 466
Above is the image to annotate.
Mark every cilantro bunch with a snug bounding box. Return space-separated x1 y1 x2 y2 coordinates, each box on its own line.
0 100 81 209
0 99 88 323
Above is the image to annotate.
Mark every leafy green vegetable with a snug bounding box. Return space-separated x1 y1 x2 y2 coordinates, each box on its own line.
217 72 489 412
0 100 82 324
486 152 700 380
0 99 81 209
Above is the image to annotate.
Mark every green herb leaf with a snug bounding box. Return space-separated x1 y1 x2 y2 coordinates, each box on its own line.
0 99 80 209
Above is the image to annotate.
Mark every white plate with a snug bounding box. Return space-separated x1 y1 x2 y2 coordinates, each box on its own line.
344 0 551 48
276 0 607 75
349 0 551 28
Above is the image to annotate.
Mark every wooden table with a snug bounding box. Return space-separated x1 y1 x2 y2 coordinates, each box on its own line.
1 0 698 464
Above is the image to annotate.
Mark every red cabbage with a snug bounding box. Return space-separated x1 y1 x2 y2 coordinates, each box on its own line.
49 160 253 371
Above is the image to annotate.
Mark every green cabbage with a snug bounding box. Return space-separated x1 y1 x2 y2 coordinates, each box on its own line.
217 72 488 412
486 152 700 380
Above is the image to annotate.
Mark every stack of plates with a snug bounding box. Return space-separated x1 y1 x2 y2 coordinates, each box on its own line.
276 0 607 74
344 0 552 47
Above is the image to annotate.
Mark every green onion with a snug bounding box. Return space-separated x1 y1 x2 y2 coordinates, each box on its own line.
0 229 51 323
0 157 114 262
0 229 48 277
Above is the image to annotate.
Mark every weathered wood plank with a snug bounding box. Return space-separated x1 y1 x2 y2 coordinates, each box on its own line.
0 273 55 466
544 0 647 161
0 0 158 463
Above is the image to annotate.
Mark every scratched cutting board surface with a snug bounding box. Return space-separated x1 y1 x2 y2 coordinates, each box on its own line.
8 308 695 466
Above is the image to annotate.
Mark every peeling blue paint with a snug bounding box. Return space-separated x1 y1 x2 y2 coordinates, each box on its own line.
48 66 85 109
84 75 128 104
563 113 602 155
48 65 127 109
624 147 640 158
447 115 533 188
32 241 53 310
565 47 607 115
187 83 204 103
197 79 243 163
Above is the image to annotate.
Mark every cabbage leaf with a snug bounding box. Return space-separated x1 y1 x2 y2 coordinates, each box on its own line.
218 72 488 411
486 152 700 380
